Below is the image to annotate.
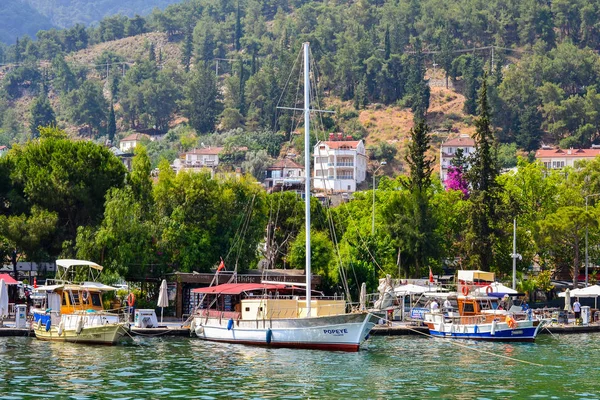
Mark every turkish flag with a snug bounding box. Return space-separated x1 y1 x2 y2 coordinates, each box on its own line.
217 259 225 272
34 277 38 288
429 267 434 283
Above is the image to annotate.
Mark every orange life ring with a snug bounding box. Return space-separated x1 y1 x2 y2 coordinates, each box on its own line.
461 286 469 296
485 286 493 295
127 292 136 307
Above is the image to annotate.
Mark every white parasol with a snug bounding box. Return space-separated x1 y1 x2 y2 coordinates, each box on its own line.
0 279 8 326
157 279 169 323
359 282 367 312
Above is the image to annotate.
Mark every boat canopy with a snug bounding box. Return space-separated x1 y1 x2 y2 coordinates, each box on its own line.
0 273 18 285
192 283 290 295
35 284 65 292
80 282 118 292
457 270 495 284
56 259 103 271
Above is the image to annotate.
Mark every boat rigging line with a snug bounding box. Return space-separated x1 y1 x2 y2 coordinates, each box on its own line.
367 312 550 368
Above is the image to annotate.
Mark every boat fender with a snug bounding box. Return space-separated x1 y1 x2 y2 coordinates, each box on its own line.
490 319 497 336
195 325 204 336
461 286 469 296
76 317 84 335
37 320 42 330
266 328 273 344
227 318 234 331
473 325 478 334
45 319 51 332
58 321 64 336
190 319 196 336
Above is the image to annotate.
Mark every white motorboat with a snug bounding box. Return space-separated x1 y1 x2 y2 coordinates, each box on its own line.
32 259 129 345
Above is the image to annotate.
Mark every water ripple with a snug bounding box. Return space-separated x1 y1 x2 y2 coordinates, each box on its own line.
0 333 598 398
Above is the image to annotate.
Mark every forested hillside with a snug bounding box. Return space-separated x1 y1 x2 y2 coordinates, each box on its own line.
4 0 600 290
2 0 600 169
0 1 55 44
0 0 182 45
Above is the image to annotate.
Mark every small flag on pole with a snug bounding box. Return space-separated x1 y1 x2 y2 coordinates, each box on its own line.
429 267 434 283
33 277 37 289
217 258 225 272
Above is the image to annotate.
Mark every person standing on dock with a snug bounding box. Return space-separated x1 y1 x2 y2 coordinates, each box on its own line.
573 299 581 322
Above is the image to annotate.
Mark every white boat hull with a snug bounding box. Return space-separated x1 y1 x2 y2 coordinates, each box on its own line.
192 312 377 351
33 312 129 345
425 313 546 342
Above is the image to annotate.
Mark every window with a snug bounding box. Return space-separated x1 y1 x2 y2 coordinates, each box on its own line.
316 157 328 163
91 293 102 307
462 303 475 313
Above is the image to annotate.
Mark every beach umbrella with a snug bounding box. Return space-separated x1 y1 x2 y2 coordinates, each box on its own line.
157 279 169 323
0 279 8 325
564 288 572 312
359 282 366 312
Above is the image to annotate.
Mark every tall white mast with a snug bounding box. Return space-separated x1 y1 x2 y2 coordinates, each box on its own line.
303 42 312 317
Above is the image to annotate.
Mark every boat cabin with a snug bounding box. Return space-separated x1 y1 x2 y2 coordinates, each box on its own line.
192 283 346 320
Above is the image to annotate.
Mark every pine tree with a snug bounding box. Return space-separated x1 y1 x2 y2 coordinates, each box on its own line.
148 43 156 62
238 58 246 116
464 75 501 271
29 94 56 138
384 25 391 60
107 103 116 144
404 118 437 277
182 32 193 73
235 0 243 52
182 62 222 134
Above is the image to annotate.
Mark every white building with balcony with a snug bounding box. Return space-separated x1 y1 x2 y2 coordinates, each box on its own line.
313 136 367 193
535 147 600 169
440 134 476 182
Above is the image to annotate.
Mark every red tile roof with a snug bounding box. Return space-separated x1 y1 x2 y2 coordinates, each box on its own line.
319 140 361 149
121 133 148 142
0 146 7 150
535 148 600 158
442 136 475 147
269 158 304 170
185 146 248 156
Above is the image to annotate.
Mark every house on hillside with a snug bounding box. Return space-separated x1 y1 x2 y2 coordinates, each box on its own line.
440 134 476 183
110 147 134 171
313 133 367 193
535 146 600 169
264 158 305 193
119 133 150 153
0 145 8 157
172 146 248 173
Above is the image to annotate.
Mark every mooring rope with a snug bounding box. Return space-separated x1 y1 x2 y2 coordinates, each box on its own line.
368 312 547 367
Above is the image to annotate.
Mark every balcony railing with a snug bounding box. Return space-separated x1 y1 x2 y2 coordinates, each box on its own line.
327 162 354 167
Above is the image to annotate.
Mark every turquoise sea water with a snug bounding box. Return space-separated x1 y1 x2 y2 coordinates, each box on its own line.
0 333 597 399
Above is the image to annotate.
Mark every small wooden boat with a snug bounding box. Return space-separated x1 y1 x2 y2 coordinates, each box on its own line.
32 259 129 345
424 270 548 342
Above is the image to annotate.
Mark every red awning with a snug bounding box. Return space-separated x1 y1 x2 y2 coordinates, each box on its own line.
192 283 290 295
0 274 19 285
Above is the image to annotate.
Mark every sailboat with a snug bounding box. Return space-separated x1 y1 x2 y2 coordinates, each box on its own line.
190 43 377 351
